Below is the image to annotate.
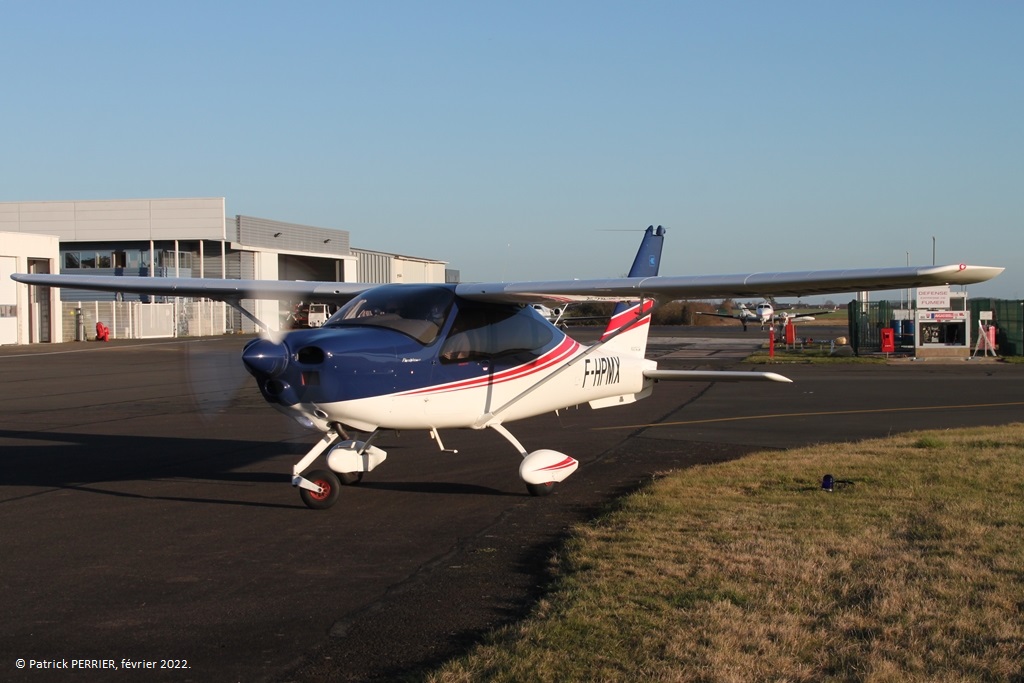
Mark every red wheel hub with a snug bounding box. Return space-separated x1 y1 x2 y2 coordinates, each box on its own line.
310 479 332 500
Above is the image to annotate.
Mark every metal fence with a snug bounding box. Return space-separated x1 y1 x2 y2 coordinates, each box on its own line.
968 299 1024 356
846 300 917 354
848 298 1024 356
62 300 229 342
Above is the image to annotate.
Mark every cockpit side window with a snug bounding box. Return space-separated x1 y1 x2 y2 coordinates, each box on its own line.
325 285 455 344
440 302 555 363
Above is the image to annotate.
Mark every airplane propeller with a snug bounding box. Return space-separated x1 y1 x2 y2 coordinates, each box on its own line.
183 333 313 454
241 337 289 378
180 299 293 420
184 338 255 423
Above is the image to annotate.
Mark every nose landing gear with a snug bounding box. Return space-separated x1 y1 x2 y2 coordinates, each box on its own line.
292 427 385 509
298 469 341 510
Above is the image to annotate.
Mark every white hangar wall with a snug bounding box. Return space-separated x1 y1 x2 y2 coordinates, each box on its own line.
0 198 227 241
0 232 61 344
352 248 447 284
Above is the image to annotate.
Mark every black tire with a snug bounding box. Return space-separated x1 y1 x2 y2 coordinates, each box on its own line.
338 471 364 485
299 469 341 510
526 481 556 497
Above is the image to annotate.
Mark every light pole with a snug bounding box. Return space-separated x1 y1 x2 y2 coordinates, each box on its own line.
905 251 910 310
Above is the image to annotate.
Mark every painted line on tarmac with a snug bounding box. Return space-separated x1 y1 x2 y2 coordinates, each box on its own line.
0 338 224 359
594 401 1024 430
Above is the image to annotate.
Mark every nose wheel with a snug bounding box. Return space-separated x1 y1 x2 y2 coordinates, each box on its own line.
338 471 364 485
299 469 341 510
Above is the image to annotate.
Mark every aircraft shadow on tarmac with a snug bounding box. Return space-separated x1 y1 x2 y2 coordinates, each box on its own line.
358 480 521 497
0 429 516 507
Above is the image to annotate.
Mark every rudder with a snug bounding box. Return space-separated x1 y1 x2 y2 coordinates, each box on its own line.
600 225 665 354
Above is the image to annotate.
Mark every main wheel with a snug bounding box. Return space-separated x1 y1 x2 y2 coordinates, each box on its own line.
299 469 341 510
338 471 364 485
526 481 556 497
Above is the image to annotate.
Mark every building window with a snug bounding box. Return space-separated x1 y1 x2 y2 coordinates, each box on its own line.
157 251 193 269
64 252 81 269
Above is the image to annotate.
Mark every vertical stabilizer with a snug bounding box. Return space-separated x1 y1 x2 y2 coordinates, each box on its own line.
621 224 665 281
599 225 665 355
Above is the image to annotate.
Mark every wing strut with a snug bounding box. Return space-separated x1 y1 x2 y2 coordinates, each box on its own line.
489 423 528 458
225 299 279 341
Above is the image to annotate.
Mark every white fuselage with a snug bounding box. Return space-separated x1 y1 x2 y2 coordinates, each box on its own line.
274 339 654 433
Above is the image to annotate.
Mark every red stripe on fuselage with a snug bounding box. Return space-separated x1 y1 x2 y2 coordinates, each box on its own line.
397 335 581 397
601 300 654 340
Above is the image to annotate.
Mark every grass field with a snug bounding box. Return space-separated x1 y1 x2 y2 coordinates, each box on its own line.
744 347 887 364
425 424 1024 682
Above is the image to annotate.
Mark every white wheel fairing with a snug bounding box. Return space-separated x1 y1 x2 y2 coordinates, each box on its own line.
326 441 387 473
519 449 579 485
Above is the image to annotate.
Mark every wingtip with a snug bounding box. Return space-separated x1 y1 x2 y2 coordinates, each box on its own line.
928 264 1005 285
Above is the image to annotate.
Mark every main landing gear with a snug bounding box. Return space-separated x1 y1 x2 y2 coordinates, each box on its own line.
526 482 556 497
290 423 579 509
489 424 579 497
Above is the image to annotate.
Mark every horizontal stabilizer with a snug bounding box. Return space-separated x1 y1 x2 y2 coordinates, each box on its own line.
643 369 792 383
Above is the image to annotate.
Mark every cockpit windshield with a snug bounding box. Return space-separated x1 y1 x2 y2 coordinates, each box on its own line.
324 284 455 345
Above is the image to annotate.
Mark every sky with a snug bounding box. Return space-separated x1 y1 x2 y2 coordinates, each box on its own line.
2 1 1021 299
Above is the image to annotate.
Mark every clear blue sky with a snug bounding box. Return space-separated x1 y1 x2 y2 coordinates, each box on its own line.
3 1 1021 299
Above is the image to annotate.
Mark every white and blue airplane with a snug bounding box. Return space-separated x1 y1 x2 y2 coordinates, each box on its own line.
10 227 1002 509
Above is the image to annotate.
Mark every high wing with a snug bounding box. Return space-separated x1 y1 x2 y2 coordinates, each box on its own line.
8 274 371 303
455 264 1004 306
11 263 1003 307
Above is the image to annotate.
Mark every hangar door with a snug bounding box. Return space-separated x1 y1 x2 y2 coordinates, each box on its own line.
0 256 17 344
279 254 337 282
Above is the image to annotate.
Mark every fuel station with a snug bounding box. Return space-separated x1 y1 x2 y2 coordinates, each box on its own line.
850 285 1009 359
913 286 972 359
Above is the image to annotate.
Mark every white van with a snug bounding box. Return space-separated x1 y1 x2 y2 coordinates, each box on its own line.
307 303 330 328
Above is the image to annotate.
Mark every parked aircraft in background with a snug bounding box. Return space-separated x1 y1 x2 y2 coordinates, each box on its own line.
530 303 566 325
10 227 1002 509
698 301 821 331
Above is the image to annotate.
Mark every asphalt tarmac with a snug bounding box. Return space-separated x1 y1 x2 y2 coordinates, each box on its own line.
2 326 1022 682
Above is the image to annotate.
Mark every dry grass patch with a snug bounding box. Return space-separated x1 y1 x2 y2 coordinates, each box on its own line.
743 348 887 364
425 425 1024 682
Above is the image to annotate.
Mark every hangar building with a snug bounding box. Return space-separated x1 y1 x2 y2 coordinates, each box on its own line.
0 197 448 342
0 231 61 344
